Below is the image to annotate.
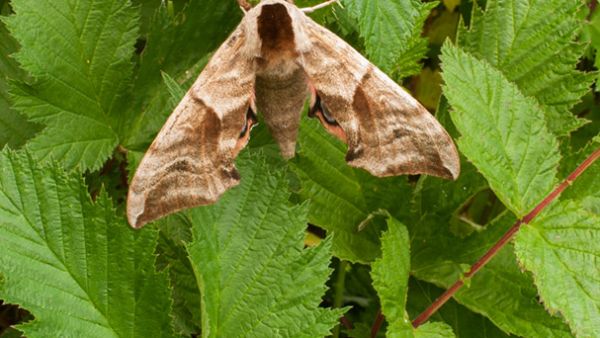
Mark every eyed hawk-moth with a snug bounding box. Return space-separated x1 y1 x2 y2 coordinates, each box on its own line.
127 0 460 228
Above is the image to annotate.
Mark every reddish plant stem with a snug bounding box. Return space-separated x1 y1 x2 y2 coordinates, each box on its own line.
410 147 600 328
370 309 384 338
340 316 353 330
369 147 600 336
589 0 598 19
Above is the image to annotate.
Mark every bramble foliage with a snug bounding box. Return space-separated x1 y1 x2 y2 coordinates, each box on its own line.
0 0 599 337
371 217 454 337
0 150 173 337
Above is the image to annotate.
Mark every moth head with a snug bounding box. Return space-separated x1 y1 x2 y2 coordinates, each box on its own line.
241 0 311 58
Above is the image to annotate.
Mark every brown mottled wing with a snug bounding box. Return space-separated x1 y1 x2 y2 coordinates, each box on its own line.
302 19 460 180
127 25 254 228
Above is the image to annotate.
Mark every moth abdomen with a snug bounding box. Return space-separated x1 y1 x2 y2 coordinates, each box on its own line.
255 67 308 159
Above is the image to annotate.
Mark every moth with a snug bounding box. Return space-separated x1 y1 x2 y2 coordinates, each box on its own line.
127 0 460 228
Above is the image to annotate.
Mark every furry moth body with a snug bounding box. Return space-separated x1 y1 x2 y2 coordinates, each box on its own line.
127 0 460 228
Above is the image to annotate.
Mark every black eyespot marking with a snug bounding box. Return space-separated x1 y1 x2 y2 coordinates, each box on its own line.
393 129 403 138
308 98 317 118
239 107 258 138
309 95 338 125
221 168 241 181
345 148 364 162
227 33 238 46
321 101 336 124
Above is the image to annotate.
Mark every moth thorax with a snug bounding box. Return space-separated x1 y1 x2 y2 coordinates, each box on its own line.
257 3 296 57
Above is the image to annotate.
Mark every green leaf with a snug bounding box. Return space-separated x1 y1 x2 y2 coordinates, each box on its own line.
346 323 376 338
341 0 436 78
371 217 455 338
185 152 343 337
0 18 38 148
410 212 512 290
5 0 139 171
131 0 162 36
413 160 488 223
515 197 600 337
161 71 186 108
441 43 560 217
411 96 490 228
0 328 25 338
155 214 201 336
406 279 511 338
589 11 600 89
290 117 413 263
371 218 413 336
0 150 173 337
334 263 382 338
561 135 600 201
458 0 593 136
415 322 455 338
454 245 572 338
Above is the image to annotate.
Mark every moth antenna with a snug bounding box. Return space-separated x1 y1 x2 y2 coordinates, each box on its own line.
301 0 340 13
237 0 252 12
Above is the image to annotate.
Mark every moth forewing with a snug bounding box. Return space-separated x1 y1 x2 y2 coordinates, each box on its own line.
126 0 460 229
300 18 460 180
126 23 254 229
